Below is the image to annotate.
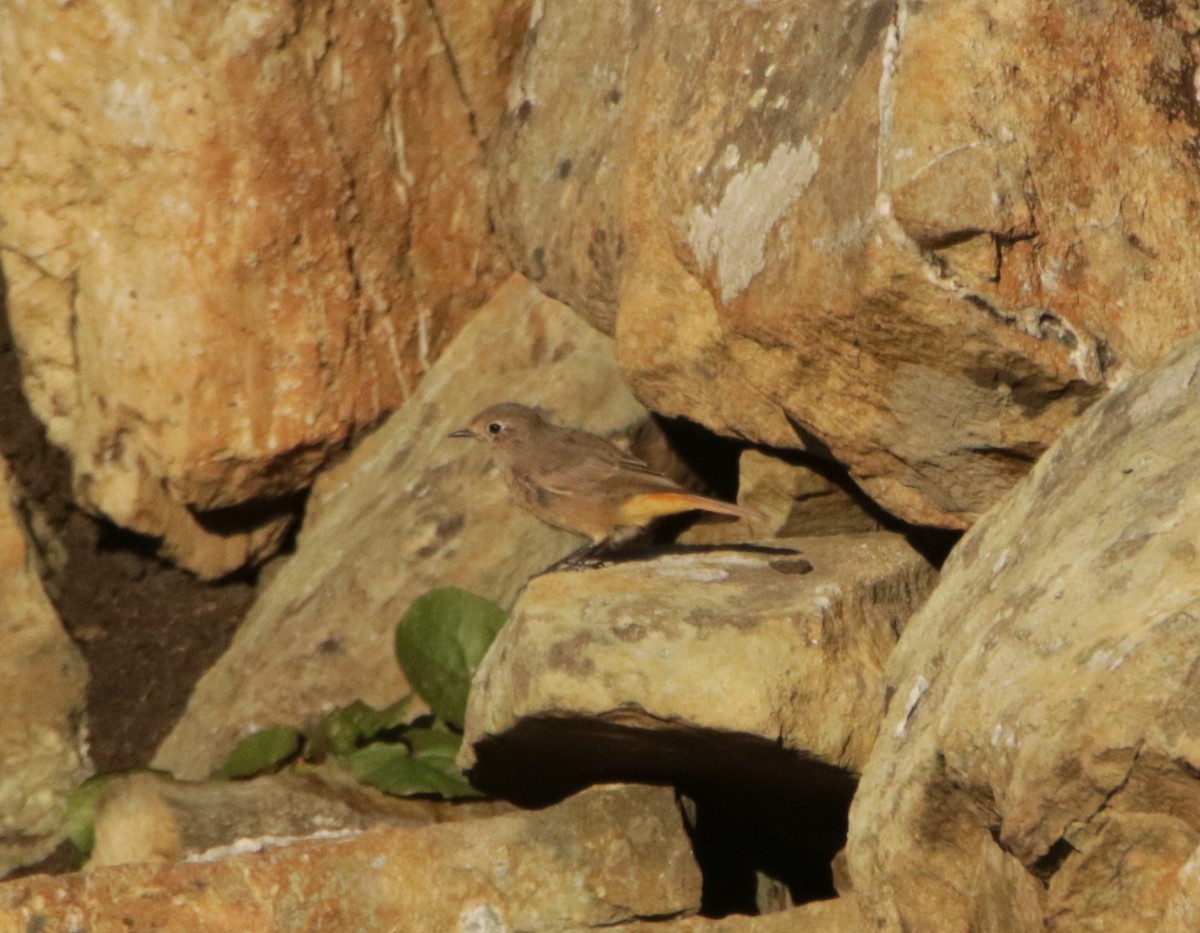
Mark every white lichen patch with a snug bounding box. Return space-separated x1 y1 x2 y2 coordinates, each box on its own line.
186 828 362 863
687 139 819 302
892 674 929 738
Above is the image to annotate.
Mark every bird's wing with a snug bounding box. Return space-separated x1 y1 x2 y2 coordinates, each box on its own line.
534 429 680 498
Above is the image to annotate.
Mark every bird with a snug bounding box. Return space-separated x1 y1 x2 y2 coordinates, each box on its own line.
449 402 765 563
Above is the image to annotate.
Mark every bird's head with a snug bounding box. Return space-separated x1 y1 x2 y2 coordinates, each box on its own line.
448 402 548 451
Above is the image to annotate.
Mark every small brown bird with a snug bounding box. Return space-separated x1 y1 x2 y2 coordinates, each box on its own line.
450 402 765 560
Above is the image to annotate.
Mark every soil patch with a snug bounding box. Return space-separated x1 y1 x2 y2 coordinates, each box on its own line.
0 280 256 772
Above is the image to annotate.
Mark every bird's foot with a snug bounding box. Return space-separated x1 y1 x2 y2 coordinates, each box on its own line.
540 542 616 574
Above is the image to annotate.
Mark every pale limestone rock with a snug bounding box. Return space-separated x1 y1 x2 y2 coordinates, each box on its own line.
0 0 510 577
491 0 1200 529
490 0 642 333
0 784 701 930
0 461 90 876
88 769 512 868
679 448 881 546
154 274 645 779
846 334 1200 929
461 533 937 781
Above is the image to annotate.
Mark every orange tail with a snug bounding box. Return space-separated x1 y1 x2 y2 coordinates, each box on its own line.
617 491 767 526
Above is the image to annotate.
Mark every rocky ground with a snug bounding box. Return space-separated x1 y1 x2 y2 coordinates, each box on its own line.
3 1 1200 930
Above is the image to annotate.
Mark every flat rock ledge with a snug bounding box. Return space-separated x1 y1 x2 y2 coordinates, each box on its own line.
0 784 700 931
460 534 937 908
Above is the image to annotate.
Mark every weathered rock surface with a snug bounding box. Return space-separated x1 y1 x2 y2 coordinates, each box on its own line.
0 460 90 877
154 274 645 779
1 784 701 931
845 334 1200 930
491 0 1200 529
462 533 935 783
461 534 935 905
0 0 511 577
88 768 513 869
621 896 868 932
679 448 881 546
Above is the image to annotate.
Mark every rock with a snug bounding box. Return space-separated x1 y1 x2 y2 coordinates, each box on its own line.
1160 844 1200 933
88 769 512 868
434 0 535 143
462 533 935 782
845 334 1200 929
1 784 701 930
0 0 510 577
489 0 641 333
461 534 936 905
679 448 881 546
490 0 1200 528
153 274 645 779
0 460 90 877
619 896 869 931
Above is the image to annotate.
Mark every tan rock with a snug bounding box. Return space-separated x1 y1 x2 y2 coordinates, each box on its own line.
679 448 881 546
845 334 1200 929
489 0 641 333
88 768 512 868
1 784 701 930
491 0 1200 528
1160 844 1200 933
0 0 509 577
620 896 869 931
0 460 90 877
434 0 535 143
462 533 937 780
154 274 645 779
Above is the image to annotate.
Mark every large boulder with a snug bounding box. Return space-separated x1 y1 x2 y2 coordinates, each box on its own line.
153 274 645 779
0 784 701 930
462 533 936 784
0 460 90 877
490 0 1200 528
0 0 515 576
845 333 1200 929
461 533 937 908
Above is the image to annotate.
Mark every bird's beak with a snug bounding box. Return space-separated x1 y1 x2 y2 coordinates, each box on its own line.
448 428 473 439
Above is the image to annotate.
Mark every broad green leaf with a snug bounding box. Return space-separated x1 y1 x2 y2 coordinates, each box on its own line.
211 725 301 779
394 587 506 728
404 721 463 758
308 696 412 758
345 741 480 798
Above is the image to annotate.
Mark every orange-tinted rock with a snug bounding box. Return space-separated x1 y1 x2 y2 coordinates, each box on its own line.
490 0 1200 528
1 785 701 931
0 0 510 576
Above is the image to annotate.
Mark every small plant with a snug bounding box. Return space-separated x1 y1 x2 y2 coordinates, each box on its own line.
61 589 507 860
209 586 507 798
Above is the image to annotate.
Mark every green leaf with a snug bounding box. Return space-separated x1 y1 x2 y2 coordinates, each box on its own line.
307 696 412 758
404 720 463 758
394 587 506 728
344 739 480 799
211 725 301 779
63 772 125 855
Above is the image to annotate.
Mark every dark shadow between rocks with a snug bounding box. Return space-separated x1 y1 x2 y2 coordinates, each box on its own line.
465 713 856 916
784 415 963 567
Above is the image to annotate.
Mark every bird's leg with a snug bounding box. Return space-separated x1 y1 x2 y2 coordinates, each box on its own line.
543 541 609 572
537 525 650 575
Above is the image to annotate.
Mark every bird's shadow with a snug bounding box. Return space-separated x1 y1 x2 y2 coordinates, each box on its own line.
537 540 804 575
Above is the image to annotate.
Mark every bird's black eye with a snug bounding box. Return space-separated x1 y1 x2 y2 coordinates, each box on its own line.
487 422 503 435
